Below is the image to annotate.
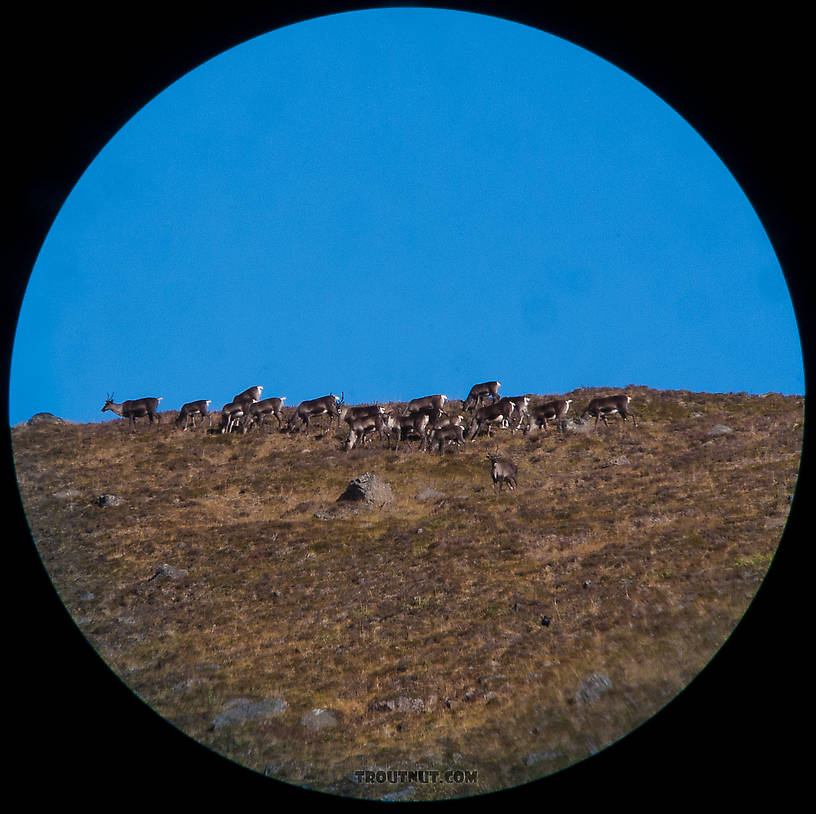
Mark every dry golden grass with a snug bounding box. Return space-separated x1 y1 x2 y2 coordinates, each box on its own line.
12 386 803 800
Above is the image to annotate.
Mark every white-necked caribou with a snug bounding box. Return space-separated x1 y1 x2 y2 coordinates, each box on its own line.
288 393 344 434
582 394 637 430
524 398 573 434
244 397 286 432
403 394 447 416
466 399 516 440
101 393 163 431
219 398 253 433
176 399 212 431
233 385 263 403
463 380 501 411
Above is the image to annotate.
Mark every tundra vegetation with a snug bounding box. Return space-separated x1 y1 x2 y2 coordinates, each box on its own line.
12 386 803 801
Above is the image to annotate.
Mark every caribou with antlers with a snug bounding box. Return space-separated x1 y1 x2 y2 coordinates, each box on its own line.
101 393 163 431
487 450 518 492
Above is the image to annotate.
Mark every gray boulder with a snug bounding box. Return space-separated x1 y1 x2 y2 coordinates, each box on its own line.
300 707 338 732
27 412 66 426
337 473 393 505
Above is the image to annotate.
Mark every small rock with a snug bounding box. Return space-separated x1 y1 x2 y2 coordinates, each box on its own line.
300 707 338 732
416 487 445 503
524 751 561 766
371 697 425 713
559 418 592 434
574 672 613 705
147 563 188 582
212 697 288 729
53 488 81 500
708 424 734 436
95 494 123 507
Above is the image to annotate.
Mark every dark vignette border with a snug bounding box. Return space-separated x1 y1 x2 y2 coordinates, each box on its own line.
5 2 810 806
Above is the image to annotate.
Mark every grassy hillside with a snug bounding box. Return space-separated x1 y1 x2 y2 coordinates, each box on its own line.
11 386 803 801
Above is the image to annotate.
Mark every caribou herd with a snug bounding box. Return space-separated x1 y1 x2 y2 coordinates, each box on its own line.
101 381 639 491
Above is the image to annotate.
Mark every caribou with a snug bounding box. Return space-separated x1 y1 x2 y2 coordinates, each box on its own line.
524 398 573 434
175 399 212 431
487 451 518 492
463 380 501 411
101 393 162 431
497 395 531 430
403 394 447 416
244 397 286 432
384 410 432 451
233 385 263 403
343 410 389 451
582 394 637 430
288 393 344 434
428 422 466 454
466 399 516 440
219 398 253 434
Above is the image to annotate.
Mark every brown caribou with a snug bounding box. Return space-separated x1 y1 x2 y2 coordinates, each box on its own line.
175 399 212 431
244 397 286 432
287 392 344 434
524 398 573 434
487 451 518 492
582 394 637 430
466 399 516 440
463 380 501 411
101 393 162 431
233 385 263 403
219 398 253 433
428 422 466 454
403 393 447 416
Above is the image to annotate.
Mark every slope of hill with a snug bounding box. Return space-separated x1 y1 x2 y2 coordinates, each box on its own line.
11 386 803 800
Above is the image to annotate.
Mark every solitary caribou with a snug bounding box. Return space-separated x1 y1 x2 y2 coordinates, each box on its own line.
463 381 501 411
176 399 212 431
487 451 518 492
288 393 344 434
101 393 162 431
524 398 573 434
582 394 637 430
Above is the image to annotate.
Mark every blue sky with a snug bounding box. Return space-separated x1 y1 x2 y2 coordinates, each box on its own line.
8 7 803 425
